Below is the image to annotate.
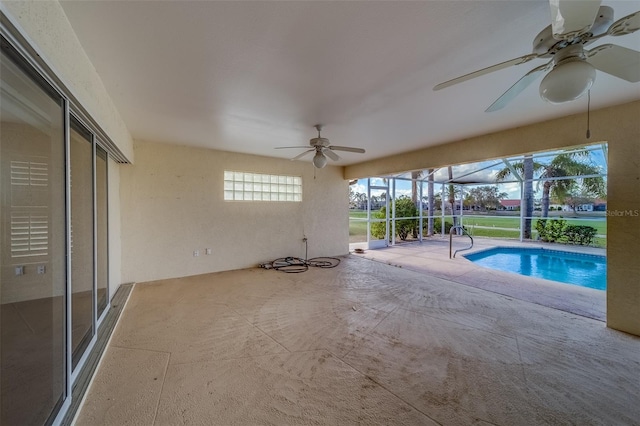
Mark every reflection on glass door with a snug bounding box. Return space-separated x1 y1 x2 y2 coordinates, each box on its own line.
70 118 95 369
96 146 108 318
0 45 66 425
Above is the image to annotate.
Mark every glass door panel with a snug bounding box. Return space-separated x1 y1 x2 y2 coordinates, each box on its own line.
70 118 94 369
96 146 108 318
0 45 66 425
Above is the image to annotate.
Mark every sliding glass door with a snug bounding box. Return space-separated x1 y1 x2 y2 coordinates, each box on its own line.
70 118 95 370
1 33 111 424
0 45 66 426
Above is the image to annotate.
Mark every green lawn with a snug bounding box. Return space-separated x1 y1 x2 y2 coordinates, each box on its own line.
349 220 367 236
349 210 368 219
349 209 607 247
351 211 606 233
465 227 521 239
461 216 521 228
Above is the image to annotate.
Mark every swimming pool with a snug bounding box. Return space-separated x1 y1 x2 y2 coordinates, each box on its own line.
463 247 606 290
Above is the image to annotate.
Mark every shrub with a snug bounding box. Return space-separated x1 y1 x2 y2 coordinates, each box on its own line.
370 197 418 241
564 225 597 245
535 219 597 245
370 210 387 240
395 198 418 240
430 217 454 234
536 218 567 242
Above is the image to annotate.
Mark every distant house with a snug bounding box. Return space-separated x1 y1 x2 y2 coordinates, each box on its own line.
574 199 607 212
576 203 595 212
593 199 607 211
549 202 565 211
499 199 520 210
557 198 607 212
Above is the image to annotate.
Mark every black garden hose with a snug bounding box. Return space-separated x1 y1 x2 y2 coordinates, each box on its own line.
262 256 340 273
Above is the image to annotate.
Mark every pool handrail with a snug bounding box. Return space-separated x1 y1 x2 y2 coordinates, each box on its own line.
449 225 474 258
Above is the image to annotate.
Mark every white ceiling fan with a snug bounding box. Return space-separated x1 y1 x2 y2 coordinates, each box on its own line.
276 125 365 168
434 0 640 112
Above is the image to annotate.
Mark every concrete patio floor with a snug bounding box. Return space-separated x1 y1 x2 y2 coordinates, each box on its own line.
75 249 639 425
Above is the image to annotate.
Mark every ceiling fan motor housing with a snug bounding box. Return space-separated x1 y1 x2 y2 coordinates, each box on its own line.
532 6 614 56
309 137 330 147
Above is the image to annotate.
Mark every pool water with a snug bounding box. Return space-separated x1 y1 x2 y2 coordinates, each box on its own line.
464 247 606 290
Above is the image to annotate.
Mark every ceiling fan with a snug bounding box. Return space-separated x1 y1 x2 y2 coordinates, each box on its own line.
276 125 365 168
434 0 640 112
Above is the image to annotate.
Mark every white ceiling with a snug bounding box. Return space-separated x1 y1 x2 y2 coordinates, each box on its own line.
60 0 640 167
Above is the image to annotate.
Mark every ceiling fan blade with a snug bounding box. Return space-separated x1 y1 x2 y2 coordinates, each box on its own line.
329 146 366 153
291 149 314 161
485 62 552 112
275 146 311 149
433 54 540 91
323 149 340 162
549 0 601 40
485 61 552 112
588 44 640 82
607 11 640 36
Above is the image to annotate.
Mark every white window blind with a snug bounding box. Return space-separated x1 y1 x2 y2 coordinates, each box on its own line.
11 160 48 187
10 211 49 258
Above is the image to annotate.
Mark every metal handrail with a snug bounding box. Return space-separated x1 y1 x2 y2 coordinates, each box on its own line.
449 225 473 258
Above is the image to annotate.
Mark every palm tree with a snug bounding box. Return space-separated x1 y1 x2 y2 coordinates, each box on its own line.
537 152 605 218
497 149 605 238
427 169 435 236
370 194 379 210
522 155 534 238
496 154 535 239
411 171 422 205
447 166 458 231
356 192 367 210
411 170 422 237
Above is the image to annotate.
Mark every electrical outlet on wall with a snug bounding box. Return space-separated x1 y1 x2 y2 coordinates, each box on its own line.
193 250 200 257
205 248 212 255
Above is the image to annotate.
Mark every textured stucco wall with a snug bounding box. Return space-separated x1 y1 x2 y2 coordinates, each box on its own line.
345 101 640 337
1 0 133 161
602 104 640 337
120 140 349 283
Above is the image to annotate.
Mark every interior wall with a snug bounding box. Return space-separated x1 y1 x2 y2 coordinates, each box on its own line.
345 101 640 337
120 140 349 284
0 0 133 161
0 122 65 303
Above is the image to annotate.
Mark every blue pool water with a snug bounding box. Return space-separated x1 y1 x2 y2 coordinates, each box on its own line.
464 247 606 290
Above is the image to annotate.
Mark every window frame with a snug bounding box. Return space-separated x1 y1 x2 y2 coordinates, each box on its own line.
223 171 302 202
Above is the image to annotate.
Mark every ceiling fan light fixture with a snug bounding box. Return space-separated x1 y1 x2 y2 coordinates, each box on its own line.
312 151 327 168
539 59 596 104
